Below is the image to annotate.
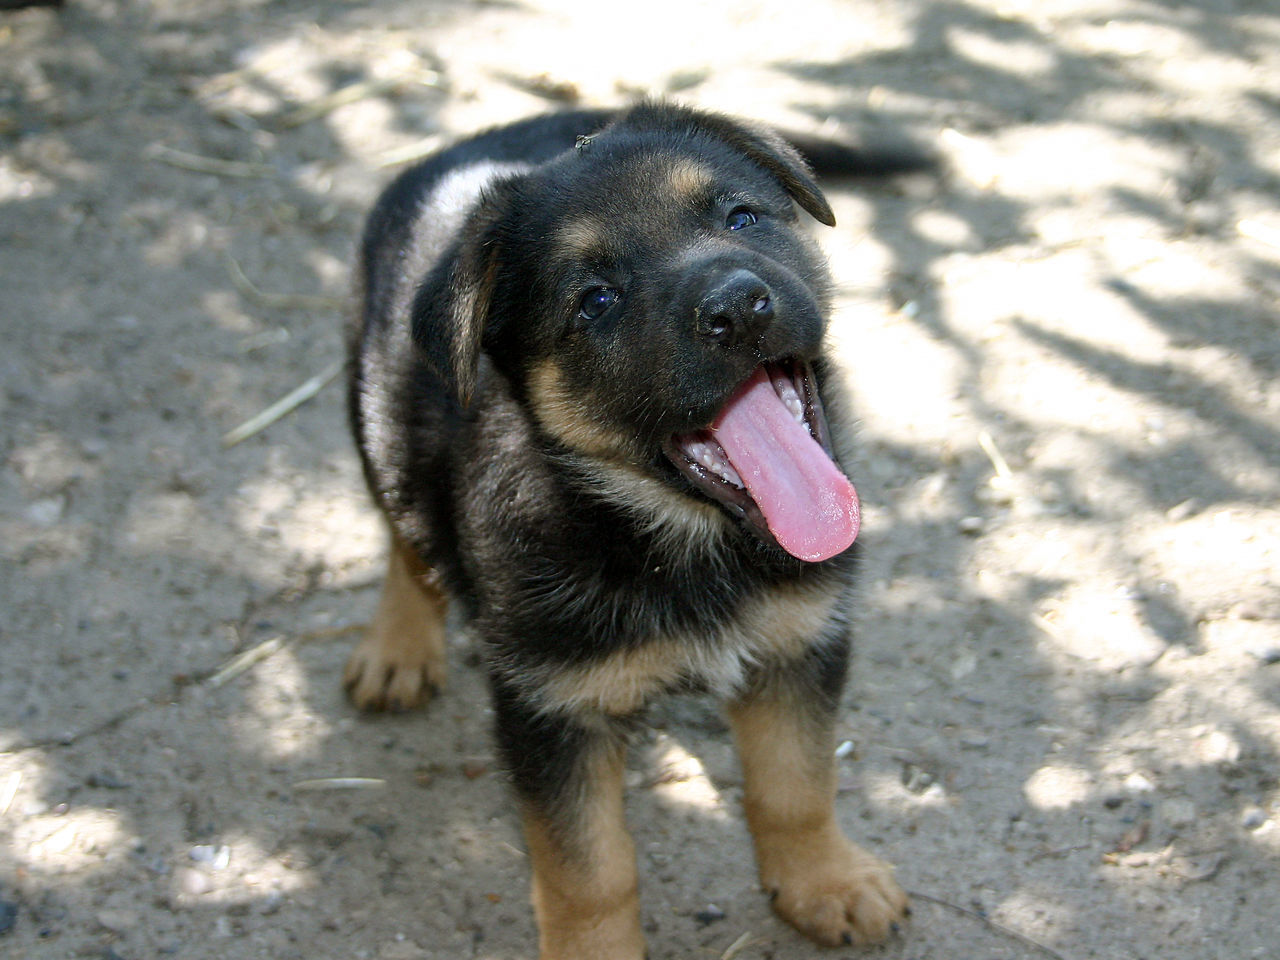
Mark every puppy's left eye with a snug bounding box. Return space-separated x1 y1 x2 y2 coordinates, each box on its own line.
725 207 758 231
579 286 620 320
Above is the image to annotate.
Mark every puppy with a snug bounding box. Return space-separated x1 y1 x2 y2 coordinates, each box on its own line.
345 102 921 958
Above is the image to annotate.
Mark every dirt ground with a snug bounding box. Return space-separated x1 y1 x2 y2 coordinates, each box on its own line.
2 0 1279 958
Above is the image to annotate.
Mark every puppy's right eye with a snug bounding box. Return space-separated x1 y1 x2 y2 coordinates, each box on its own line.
578 287 620 321
725 207 758 230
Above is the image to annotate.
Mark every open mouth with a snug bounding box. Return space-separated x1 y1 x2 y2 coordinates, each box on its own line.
663 360 860 562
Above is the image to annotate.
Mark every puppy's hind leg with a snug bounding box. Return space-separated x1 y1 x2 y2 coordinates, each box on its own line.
344 533 448 711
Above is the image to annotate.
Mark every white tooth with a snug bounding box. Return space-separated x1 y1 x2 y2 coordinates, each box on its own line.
778 391 798 424
788 394 804 424
683 437 744 488
776 378 804 423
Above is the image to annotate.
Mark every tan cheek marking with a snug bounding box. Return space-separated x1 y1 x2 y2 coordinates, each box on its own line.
526 359 634 459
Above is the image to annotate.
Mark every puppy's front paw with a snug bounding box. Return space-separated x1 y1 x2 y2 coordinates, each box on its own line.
762 835 908 947
343 628 444 712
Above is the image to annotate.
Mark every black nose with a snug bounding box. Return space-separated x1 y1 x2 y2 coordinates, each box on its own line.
695 269 774 345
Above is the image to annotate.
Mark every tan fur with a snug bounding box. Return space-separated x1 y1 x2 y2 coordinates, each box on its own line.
344 534 449 711
527 359 637 459
522 741 644 960
551 216 609 263
538 579 842 716
581 459 729 564
728 692 909 946
657 157 715 204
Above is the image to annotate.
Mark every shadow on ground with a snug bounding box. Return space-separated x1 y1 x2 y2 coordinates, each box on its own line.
2 1 1278 958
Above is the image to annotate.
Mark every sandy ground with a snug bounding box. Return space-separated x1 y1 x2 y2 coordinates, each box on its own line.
2 0 1279 958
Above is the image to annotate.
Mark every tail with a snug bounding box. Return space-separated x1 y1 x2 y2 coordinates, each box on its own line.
785 131 938 179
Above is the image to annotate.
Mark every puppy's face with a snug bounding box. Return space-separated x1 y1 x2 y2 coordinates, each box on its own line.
507 143 833 453
420 107 860 561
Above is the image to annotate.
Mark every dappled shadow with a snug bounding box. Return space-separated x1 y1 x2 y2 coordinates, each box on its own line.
3 0 1279 958
766 0 1280 954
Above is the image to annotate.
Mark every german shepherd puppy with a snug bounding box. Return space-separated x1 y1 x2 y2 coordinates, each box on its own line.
345 102 921 958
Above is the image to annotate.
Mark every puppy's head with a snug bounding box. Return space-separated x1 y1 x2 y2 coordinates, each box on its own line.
413 103 859 562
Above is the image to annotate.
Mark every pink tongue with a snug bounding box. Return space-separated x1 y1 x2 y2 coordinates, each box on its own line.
710 368 860 562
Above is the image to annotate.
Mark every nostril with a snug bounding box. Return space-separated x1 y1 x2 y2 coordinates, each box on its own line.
696 271 773 343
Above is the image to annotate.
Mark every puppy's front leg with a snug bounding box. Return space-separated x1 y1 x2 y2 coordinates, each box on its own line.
728 641 908 947
492 683 644 960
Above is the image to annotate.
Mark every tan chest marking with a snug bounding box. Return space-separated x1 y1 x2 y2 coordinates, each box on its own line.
538 578 843 716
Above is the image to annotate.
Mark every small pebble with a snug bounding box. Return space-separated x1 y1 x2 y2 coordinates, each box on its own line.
1123 772 1156 794
1196 729 1242 766
85 773 130 790
958 516 985 535
1241 806 1268 831
188 844 231 870
693 904 726 926
902 765 935 795
95 909 138 935
25 498 64 527
176 867 212 897
950 651 978 680
1246 644 1280 665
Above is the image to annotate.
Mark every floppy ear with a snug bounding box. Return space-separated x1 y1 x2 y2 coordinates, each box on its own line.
695 112 838 227
622 102 837 227
409 189 511 406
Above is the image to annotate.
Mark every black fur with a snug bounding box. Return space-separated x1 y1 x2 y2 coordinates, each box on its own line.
349 102 923 836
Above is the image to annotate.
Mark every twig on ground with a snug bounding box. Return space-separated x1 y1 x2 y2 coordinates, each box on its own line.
292 777 388 791
146 143 275 179
225 255 346 313
1238 218 1280 250
0 772 21 815
206 623 365 688
376 135 445 168
977 429 1014 482
908 889 1071 960
221 358 344 448
719 931 757 960
2 623 367 755
276 71 442 129
205 636 288 689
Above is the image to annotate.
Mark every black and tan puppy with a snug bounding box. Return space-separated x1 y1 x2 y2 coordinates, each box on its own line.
345 102 921 958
